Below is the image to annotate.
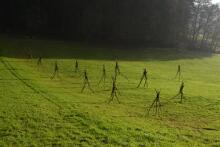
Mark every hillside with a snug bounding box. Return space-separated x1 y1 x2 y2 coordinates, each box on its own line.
0 37 220 146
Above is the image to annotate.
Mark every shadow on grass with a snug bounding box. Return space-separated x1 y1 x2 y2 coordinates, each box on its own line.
0 35 213 61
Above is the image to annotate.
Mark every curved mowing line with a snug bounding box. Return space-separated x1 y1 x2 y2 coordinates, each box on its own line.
0 58 62 109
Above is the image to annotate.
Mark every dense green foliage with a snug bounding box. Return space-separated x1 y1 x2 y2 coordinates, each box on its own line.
0 0 220 50
2 0 220 50
0 0 192 46
0 37 220 146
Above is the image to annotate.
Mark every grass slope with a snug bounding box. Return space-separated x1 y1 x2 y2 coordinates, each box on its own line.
0 36 220 146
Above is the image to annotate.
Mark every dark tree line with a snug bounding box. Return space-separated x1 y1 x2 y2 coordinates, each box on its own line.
1 0 220 50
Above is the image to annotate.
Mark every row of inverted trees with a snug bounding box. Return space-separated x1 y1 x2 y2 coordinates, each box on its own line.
0 0 220 50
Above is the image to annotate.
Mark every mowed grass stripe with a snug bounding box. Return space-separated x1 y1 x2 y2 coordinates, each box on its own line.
0 58 62 109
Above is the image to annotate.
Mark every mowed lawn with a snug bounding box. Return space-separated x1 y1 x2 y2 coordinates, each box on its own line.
0 37 220 146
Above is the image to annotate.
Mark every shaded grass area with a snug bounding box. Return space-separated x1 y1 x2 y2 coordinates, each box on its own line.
0 35 213 61
0 36 220 146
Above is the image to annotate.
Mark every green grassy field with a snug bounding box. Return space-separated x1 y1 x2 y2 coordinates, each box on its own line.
0 36 220 146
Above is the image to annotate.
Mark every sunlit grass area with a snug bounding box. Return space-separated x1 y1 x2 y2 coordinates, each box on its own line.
0 37 220 146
